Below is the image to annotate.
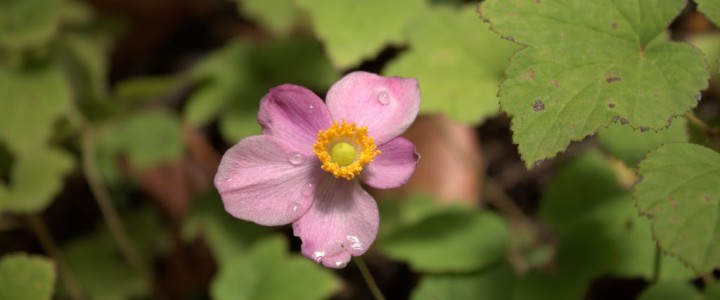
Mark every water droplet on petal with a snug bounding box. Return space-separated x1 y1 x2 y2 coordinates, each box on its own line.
288 152 305 165
302 183 314 197
313 251 325 262
377 91 390 105
289 201 301 213
309 104 314 110
346 235 364 251
335 260 347 268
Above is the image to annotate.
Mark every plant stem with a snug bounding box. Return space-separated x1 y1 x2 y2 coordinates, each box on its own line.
354 257 385 300
27 215 85 300
81 129 149 280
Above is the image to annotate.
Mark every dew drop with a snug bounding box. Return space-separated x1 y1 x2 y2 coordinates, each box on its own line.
533 99 545 112
309 104 314 110
313 251 325 262
302 182 315 197
335 260 347 268
377 91 390 105
346 235 364 251
288 152 305 165
696 93 702 102
289 201 301 213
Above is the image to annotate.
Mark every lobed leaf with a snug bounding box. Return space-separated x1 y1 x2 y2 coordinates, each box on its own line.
637 281 702 300
481 0 709 167
411 264 515 300
0 254 56 300
697 0 720 27
211 236 340 300
597 117 688 166
385 5 519 124
635 143 720 273
379 210 509 272
295 0 426 68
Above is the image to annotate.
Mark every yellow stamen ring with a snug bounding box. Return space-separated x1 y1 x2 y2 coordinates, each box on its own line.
313 121 380 180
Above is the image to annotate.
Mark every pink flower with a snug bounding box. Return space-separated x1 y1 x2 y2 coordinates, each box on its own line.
214 71 420 268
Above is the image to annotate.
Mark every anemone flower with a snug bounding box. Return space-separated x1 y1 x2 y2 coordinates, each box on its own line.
215 71 420 268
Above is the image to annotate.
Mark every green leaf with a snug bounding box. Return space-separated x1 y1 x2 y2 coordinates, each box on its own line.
234 0 301 37
114 76 179 105
697 0 720 27
0 62 71 153
0 147 74 213
295 0 426 68
412 264 515 300
379 210 509 272
513 271 590 300
480 0 709 167
689 32 720 80
637 281 702 300
182 190 268 264
597 117 688 166
0 0 61 50
0 254 56 300
541 151 695 281
62 207 168 300
705 281 720 299
211 236 340 300
635 143 720 273
385 5 519 124
99 110 184 169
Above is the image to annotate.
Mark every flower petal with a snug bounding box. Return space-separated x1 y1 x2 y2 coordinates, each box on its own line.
362 137 419 189
292 175 379 269
258 84 333 154
326 71 420 145
215 135 321 226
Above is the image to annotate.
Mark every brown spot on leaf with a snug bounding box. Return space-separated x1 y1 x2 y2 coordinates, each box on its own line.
620 118 628 125
611 22 618 30
611 116 619 123
639 127 649 132
606 76 622 83
608 103 615 108
529 68 536 80
533 99 545 112
551 80 559 88
668 196 677 208
705 195 712 203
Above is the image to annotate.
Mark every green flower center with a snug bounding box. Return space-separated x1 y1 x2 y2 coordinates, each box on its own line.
330 142 357 167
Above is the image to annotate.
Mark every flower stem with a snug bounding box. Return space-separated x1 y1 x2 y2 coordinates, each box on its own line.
353 257 385 300
27 215 85 300
81 129 150 281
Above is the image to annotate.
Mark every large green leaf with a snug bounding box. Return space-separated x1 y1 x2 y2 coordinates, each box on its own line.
541 151 694 281
211 236 340 300
697 0 720 27
234 0 301 37
295 0 426 68
637 281 702 300
379 210 509 272
0 254 56 300
182 190 268 264
0 0 61 50
98 110 184 170
480 0 709 167
0 62 71 153
0 147 74 213
635 143 720 273
384 5 519 124
597 117 688 166
62 207 168 300
412 265 515 300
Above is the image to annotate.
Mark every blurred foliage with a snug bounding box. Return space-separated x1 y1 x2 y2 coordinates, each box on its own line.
0 254 56 300
1 0 720 299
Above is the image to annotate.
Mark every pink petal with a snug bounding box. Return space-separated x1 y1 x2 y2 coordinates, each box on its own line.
258 84 333 154
362 137 420 189
292 175 379 269
214 135 321 226
326 71 420 145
